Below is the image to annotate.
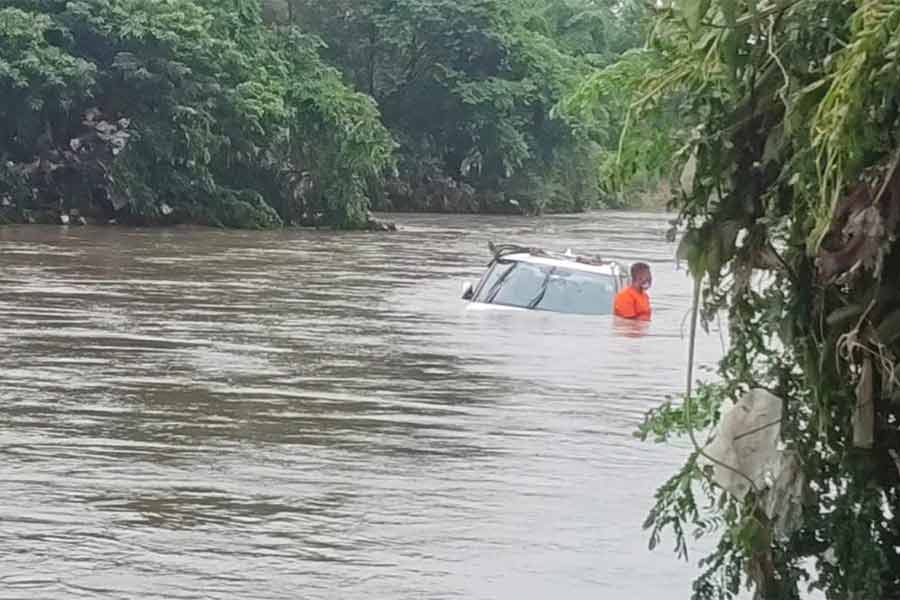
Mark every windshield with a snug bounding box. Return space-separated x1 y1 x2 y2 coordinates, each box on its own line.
474 260 617 315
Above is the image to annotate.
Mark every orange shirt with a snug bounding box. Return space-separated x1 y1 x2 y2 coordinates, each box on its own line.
614 286 651 320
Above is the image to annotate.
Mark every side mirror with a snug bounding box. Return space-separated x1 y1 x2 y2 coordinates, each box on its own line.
461 281 474 300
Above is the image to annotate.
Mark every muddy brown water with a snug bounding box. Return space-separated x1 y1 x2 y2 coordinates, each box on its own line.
0 212 722 599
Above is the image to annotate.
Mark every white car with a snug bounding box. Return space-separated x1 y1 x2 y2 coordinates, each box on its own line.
462 243 629 315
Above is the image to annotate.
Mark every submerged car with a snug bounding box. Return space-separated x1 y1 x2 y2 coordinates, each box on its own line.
462 243 629 316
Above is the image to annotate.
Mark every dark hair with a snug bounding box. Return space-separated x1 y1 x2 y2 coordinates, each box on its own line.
631 262 651 279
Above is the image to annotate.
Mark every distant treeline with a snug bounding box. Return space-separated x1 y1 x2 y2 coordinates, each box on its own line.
0 0 656 228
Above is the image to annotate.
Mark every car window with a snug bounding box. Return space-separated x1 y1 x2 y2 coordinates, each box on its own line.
534 268 616 315
473 261 515 302
489 262 550 307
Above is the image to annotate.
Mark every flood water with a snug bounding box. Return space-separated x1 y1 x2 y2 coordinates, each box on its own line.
0 212 723 599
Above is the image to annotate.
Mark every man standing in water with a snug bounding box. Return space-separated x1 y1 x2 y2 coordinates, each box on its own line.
613 262 652 320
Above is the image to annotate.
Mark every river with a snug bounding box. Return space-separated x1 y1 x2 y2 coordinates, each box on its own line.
0 212 723 599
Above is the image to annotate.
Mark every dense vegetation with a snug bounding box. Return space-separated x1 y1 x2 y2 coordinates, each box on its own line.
569 0 900 598
0 0 650 228
276 0 650 214
0 0 394 228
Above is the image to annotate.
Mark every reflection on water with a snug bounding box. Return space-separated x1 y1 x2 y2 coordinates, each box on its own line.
0 212 721 599
611 317 653 339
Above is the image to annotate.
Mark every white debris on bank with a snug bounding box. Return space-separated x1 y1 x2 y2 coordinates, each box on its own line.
853 357 874 449
700 388 806 538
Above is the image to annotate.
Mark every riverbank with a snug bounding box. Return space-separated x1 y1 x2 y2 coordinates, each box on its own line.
0 205 399 232
374 177 672 215
0 178 669 231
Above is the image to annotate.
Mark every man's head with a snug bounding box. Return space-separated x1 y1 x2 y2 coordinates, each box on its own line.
630 262 652 291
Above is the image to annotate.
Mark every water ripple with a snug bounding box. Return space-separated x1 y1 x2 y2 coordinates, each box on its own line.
0 212 722 599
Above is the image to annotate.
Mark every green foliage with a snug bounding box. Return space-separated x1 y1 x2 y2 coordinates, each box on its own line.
0 0 393 228
582 0 900 597
636 380 728 444
522 0 648 64
282 0 646 214
559 47 678 206
0 0 654 222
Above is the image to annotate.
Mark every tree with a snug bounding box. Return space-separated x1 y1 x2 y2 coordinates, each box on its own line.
559 47 677 206
0 0 394 228
578 0 900 597
284 0 646 214
522 0 647 63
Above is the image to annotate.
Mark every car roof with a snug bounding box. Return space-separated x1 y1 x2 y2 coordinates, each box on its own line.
500 252 621 276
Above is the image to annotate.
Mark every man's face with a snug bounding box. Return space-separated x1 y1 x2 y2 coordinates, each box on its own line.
634 269 652 290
